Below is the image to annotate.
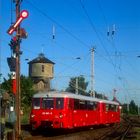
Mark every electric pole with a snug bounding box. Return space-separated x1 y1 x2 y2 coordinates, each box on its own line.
75 77 78 94
7 0 28 139
15 0 21 139
91 48 95 97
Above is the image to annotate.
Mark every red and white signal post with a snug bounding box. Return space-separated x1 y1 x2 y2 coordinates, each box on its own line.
7 10 28 35
7 1 29 139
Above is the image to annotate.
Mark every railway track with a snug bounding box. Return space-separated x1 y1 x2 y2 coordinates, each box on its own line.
95 116 133 140
22 116 139 140
23 124 120 140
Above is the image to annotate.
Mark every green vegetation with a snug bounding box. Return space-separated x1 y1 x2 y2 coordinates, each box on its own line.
65 75 88 95
65 75 108 99
1 75 35 108
122 100 139 115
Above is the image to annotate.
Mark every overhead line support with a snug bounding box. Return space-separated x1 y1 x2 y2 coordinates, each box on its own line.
15 0 21 139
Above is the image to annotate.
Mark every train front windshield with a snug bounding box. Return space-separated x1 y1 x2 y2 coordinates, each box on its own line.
42 98 54 109
42 98 64 110
32 98 40 109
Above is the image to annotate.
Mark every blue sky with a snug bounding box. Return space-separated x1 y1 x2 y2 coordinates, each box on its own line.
1 0 140 105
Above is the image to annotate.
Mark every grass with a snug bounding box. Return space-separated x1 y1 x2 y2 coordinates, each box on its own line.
135 127 140 139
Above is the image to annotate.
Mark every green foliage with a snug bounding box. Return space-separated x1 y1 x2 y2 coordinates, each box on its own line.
129 100 138 115
65 75 88 95
122 100 138 115
87 90 108 99
122 103 129 114
1 74 35 108
95 91 108 100
20 75 35 107
1 74 12 92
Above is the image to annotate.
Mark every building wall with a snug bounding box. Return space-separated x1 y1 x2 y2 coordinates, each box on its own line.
33 80 50 91
29 63 54 79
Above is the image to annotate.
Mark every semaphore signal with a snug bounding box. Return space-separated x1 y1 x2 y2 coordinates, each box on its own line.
7 10 29 35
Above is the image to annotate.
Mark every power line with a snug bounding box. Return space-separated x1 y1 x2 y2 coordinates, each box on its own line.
96 0 108 26
24 0 90 49
79 0 115 67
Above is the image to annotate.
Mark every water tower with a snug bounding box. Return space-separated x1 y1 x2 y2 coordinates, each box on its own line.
28 53 55 91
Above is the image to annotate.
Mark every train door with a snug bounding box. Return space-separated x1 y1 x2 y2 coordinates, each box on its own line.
67 98 74 128
73 99 80 127
100 103 108 124
104 103 109 123
99 102 104 124
53 98 64 128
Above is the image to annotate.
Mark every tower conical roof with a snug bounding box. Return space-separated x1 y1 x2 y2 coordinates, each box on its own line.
28 53 55 64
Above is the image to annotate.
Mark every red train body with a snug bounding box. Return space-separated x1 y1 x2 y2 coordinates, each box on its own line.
30 91 120 129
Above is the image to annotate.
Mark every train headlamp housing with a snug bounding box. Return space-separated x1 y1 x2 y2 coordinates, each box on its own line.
31 114 35 118
59 113 63 118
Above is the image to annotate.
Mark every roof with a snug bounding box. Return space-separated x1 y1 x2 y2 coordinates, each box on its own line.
28 53 55 64
33 91 119 105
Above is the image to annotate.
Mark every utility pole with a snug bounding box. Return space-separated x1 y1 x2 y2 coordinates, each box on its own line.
7 0 28 139
138 104 140 116
127 103 129 114
15 0 21 139
91 48 95 97
75 77 78 94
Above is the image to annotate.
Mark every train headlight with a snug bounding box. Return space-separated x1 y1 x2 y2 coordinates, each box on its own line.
119 106 122 110
31 114 35 118
59 113 63 118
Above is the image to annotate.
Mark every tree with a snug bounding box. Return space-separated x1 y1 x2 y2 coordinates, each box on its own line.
65 75 88 95
95 91 108 100
1 74 12 92
20 75 35 107
1 75 35 108
129 100 138 115
122 103 128 114
122 100 138 115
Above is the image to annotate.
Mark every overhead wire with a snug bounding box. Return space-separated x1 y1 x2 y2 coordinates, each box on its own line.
24 0 90 49
79 0 115 67
16 1 93 80
23 0 121 78
96 0 108 26
79 0 123 95
55 52 91 76
17 0 140 103
95 0 123 90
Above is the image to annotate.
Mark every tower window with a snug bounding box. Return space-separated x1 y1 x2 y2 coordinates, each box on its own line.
42 65 45 72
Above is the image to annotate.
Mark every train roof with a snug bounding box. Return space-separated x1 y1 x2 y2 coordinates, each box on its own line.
33 91 119 105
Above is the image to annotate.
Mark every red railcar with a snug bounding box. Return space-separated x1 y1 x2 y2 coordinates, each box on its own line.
30 91 120 130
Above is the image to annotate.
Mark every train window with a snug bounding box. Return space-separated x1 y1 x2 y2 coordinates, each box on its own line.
74 99 79 110
108 104 117 111
93 102 97 110
106 104 109 111
87 101 93 110
115 105 118 112
113 105 118 112
111 105 115 111
87 101 97 110
32 98 40 109
42 98 54 109
79 100 86 110
56 98 64 109
68 99 73 109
